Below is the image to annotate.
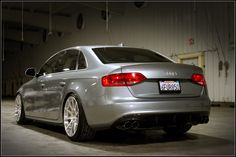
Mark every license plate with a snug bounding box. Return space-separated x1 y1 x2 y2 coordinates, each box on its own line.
159 80 181 92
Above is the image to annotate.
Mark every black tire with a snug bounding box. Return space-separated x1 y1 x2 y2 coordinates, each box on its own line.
15 94 27 125
63 94 96 141
163 124 192 136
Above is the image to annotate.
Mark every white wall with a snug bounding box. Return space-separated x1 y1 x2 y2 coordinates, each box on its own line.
2 2 235 102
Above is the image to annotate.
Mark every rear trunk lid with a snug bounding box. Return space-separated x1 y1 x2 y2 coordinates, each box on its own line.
120 62 204 98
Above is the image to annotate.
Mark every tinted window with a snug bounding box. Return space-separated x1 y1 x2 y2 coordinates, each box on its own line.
93 47 172 64
39 52 64 75
39 50 78 75
56 49 78 72
78 52 87 69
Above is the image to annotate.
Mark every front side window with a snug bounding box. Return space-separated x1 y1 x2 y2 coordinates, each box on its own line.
93 47 172 64
39 51 64 75
38 49 78 75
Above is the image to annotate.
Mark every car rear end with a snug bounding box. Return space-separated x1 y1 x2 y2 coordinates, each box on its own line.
85 47 211 130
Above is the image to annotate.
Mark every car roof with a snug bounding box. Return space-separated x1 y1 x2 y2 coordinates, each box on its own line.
75 45 123 49
67 45 164 50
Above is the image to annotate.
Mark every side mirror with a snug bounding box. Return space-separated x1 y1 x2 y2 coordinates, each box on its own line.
25 68 36 77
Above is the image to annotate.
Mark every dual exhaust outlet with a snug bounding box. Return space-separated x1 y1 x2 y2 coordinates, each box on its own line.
119 120 140 130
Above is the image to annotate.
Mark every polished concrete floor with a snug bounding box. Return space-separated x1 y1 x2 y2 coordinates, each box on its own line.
1 99 235 155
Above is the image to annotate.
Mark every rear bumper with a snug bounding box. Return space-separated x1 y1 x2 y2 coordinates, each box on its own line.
85 96 211 130
113 111 209 130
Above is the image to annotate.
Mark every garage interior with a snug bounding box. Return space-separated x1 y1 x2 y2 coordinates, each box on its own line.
1 1 235 156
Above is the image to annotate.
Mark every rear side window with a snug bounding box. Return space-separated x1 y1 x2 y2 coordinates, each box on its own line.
59 49 78 72
78 52 87 69
93 47 172 64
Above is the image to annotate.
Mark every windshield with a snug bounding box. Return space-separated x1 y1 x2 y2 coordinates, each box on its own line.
93 47 172 64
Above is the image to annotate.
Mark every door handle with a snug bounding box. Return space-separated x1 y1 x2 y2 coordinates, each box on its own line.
59 81 66 87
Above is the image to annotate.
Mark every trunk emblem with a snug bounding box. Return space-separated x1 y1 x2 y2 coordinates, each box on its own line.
166 71 178 76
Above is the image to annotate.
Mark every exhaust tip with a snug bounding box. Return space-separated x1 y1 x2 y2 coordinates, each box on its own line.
132 121 139 129
116 120 141 130
123 121 132 129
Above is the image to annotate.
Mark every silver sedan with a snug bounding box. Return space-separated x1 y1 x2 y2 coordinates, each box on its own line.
15 46 211 141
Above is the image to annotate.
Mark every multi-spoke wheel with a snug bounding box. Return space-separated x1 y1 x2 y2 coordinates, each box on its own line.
64 96 79 137
15 94 26 124
63 94 95 141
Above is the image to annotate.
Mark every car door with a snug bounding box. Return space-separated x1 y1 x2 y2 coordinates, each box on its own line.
23 77 44 117
25 52 60 118
37 49 79 120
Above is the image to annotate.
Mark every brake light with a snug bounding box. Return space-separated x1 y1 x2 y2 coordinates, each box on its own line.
191 74 206 86
102 72 146 86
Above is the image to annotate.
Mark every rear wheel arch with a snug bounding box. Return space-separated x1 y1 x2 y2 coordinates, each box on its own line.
62 92 75 117
62 92 95 141
62 92 88 122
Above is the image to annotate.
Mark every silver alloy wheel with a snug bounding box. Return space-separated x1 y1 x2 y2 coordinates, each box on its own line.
64 96 79 137
15 94 22 122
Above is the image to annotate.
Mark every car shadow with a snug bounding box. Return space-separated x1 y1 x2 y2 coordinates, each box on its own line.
16 120 234 154
17 120 197 144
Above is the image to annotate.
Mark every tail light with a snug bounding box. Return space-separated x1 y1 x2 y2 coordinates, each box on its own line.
102 72 146 86
191 73 206 86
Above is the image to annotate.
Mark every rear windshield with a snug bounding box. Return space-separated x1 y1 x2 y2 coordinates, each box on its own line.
93 47 172 64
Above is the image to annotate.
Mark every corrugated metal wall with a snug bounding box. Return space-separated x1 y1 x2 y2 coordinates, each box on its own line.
125 2 234 102
2 2 234 102
112 2 235 102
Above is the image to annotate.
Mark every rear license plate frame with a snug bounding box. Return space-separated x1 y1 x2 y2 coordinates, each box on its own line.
158 80 181 93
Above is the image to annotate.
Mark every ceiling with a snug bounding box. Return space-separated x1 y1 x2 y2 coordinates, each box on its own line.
2 2 127 54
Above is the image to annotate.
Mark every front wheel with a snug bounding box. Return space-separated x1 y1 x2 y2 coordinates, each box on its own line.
163 124 192 136
15 94 27 124
63 94 96 141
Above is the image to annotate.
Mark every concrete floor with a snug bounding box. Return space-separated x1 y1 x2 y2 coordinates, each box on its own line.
1 99 235 155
